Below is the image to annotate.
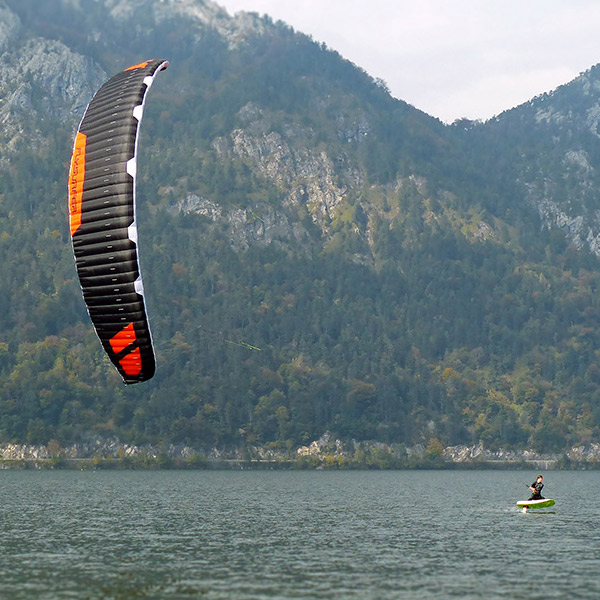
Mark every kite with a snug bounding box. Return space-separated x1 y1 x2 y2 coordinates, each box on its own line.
68 59 169 384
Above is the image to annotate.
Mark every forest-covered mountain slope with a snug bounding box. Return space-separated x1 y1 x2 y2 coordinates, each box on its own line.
2 0 600 453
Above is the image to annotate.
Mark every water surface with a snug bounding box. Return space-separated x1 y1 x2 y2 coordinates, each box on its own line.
0 469 598 598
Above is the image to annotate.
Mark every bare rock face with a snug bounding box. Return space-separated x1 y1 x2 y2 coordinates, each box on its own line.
108 0 227 22
0 1 21 53
105 0 265 46
6 39 105 117
525 143 600 256
229 128 349 223
0 3 106 148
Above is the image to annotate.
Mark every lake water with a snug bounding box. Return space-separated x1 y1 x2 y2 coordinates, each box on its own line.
0 469 599 599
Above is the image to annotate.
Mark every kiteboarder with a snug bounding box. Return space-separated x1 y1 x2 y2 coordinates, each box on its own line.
527 475 545 500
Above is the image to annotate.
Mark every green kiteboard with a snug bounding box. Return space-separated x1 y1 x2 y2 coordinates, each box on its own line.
517 498 555 511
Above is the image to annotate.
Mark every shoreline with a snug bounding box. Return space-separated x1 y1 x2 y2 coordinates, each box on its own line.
1 455 598 471
2 434 599 470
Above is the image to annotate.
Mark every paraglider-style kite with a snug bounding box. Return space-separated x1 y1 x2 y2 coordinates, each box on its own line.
68 59 169 384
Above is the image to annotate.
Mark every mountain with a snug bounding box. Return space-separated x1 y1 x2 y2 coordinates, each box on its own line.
463 67 600 255
1 0 600 455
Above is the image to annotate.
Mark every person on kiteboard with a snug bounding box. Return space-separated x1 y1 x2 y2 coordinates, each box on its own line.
527 475 544 500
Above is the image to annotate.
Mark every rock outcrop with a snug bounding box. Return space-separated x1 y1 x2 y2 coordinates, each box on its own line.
0 3 105 149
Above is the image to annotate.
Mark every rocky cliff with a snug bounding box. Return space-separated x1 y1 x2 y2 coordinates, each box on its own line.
0 6 105 149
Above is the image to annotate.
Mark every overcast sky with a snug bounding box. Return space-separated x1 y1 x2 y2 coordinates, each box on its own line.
218 0 600 123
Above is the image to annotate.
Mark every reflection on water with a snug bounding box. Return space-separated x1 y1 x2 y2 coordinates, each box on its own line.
0 469 599 599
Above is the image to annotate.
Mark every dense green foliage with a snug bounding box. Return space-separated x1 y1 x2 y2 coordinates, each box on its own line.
2 0 600 453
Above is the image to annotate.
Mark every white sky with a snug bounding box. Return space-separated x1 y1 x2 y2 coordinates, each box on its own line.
218 0 600 123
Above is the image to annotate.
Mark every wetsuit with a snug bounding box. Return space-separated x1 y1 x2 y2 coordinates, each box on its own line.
528 480 544 500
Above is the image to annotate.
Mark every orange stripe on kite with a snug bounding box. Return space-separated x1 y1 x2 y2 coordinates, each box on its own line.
119 347 143 376
68 132 86 236
109 322 137 354
125 61 151 71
